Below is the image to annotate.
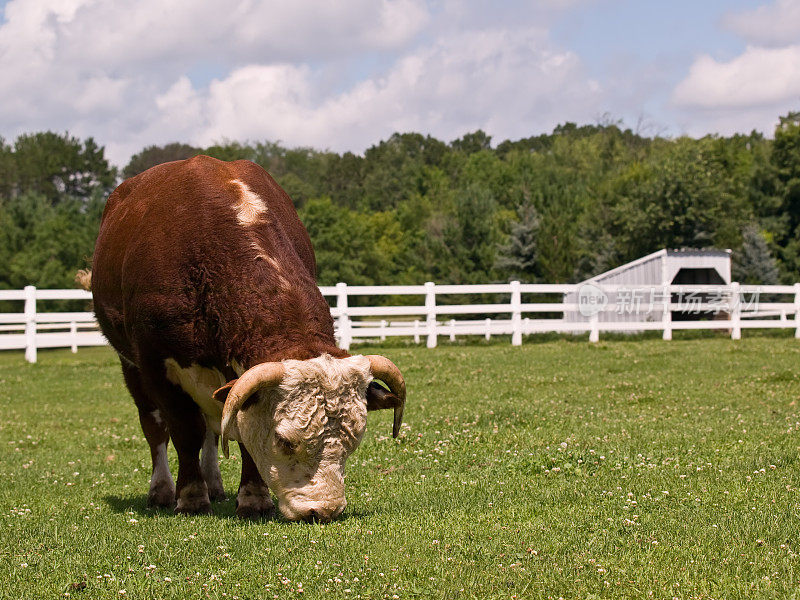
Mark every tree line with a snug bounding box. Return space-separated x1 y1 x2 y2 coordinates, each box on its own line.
2 114 799 290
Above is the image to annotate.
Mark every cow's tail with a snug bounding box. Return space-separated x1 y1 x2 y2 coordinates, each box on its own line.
75 269 92 291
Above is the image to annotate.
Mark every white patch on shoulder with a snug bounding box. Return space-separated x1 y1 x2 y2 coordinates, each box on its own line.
230 179 267 226
164 359 226 430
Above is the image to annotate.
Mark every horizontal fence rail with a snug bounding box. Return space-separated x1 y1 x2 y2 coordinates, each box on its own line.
4 282 799 363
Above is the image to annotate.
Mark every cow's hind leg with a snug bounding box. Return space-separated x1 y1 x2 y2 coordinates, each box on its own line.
201 418 226 502
236 444 274 519
136 361 213 515
122 362 175 508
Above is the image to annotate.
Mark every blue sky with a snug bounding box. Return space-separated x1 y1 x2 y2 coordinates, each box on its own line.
0 0 797 165
551 0 766 133
554 0 756 62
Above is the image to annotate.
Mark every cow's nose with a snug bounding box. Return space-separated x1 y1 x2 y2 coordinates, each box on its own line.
302 501 346 523
306 507 334 523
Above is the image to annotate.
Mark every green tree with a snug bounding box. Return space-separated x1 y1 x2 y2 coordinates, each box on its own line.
0 191 103 288
323 151 365 209
203 140 258 162
427 185 499 284
450 130 492 154
299 197 409 286
360 133 449 211
123 142 201 179
0 137 16 199
603 138 748 262
764 112 800 279
11 132 115 203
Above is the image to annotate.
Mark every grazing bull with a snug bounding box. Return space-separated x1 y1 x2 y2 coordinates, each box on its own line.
90 155 405 522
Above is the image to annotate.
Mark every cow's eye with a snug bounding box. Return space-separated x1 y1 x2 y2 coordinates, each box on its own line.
275 434 296 455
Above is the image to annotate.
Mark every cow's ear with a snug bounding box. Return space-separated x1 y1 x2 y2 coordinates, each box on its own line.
213 380 237 404
365 381 401 411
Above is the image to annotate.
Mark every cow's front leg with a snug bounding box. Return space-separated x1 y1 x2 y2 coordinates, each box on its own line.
168 408 212 515
236 444 274 519
201 418 226 502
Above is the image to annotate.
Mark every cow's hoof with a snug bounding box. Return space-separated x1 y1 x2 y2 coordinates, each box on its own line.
235 482 274 519
207 485 227 503
175 482 212 515
236 502 275 519
175 498 213 515
147 481 176 509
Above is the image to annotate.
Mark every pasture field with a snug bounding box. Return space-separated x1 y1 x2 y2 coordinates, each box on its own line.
1 336 800 599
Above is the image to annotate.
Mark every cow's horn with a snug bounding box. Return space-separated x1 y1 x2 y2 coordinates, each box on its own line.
366 355 406 438
220 362 286 458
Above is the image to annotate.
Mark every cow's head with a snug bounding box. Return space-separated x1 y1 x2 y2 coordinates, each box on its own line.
215 354 405 522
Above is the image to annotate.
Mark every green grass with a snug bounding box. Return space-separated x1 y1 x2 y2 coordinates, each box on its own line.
2 337 800 599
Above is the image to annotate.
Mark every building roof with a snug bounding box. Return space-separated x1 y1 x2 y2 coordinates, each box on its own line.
584 248 732 284
665 248 731 258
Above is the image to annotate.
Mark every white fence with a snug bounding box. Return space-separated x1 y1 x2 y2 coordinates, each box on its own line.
0 287 104 363
4 282 800 363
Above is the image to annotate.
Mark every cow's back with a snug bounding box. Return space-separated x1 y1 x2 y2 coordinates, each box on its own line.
92 155 330 368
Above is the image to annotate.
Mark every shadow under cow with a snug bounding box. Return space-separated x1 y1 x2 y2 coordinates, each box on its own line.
101 494 372 522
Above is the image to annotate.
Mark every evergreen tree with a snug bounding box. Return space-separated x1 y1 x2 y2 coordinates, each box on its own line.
495 203 540 281
732 223 779 285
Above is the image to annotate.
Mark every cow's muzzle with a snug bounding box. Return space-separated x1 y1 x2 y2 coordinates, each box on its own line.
281 499 346 523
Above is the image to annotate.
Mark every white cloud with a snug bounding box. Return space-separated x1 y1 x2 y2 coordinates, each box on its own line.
0 0 607 165
671 0 800 137
672 45 800 109
173 28 602 154
3 0 428 70
0 0 431 161
722 0 800 48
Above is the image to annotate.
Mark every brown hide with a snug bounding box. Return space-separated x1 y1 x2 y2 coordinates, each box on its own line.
92 155 346 373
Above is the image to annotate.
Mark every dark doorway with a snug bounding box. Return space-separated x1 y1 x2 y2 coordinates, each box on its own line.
671 268 727 321
671 268 726 285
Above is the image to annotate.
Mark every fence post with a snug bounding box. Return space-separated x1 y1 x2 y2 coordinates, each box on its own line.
413 320 420 344
662 283 672 341
589 310 600 343
425 281 437 348
449 319 456 342
731 282 741 340
794 283 800 339
24 285 37 364
70 321 78 353
510 280 522 346
380 320 387 341
336 282 351 351
485 318 491 341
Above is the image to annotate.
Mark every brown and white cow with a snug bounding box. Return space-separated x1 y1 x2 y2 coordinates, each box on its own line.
90 155 405 522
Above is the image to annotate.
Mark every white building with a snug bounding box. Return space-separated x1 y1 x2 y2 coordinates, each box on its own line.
565 248 732 323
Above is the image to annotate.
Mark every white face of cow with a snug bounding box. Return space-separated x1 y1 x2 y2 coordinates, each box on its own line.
233 355 370 521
